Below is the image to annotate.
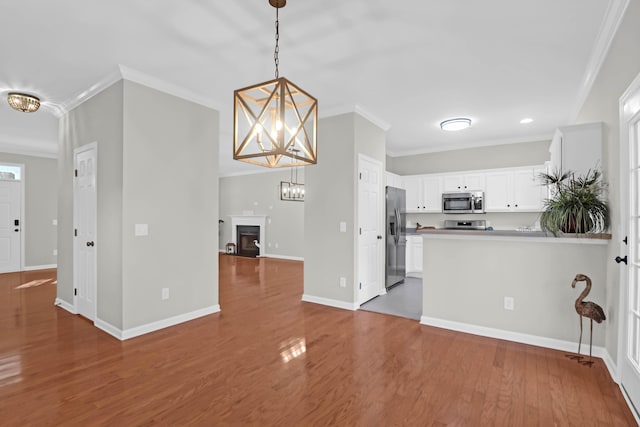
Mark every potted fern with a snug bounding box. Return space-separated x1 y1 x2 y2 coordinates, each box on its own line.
539 169 609 236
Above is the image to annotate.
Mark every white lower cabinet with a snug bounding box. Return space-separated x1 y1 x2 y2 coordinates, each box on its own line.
406 235 423 277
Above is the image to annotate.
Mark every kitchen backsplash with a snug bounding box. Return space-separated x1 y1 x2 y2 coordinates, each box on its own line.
407 212 541 231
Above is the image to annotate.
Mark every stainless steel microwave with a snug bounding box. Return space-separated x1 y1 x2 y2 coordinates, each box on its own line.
442 191 485 214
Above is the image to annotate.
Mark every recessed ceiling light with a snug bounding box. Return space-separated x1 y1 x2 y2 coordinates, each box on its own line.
440 118 471 131
520 118 533 124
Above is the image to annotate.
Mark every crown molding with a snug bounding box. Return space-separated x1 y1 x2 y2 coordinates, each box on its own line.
55 65 226 117
118 65 225 111
0 137 57 159
386 133 553 158
570 0 630 121
320 104 391 131
55 67 123 117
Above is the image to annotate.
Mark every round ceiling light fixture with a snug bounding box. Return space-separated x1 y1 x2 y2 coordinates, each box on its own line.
7 92 41 113
440 118 471 131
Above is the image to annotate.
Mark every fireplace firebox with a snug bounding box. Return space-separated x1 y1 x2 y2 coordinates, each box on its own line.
236 225 260 257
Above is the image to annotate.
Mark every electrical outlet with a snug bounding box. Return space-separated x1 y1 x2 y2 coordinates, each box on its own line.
53 249 58 256
52 219 58 226
504 296 514 311
339 222 347 233
339 277 346 288
161 288 169 300
275 243 279 249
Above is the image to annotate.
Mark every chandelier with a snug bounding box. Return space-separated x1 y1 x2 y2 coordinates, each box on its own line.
233 0 318 168
7 93 40 113
280 148 305 201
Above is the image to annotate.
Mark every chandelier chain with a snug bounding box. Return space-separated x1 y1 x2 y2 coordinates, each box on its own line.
274 7 280 78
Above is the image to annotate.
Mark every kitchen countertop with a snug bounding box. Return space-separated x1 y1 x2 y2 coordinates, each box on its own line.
412 228 611 244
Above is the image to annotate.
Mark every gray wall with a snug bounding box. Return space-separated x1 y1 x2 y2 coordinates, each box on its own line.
219 170 304 259
304 112 386 305
58 79 219 332
423 236 607 346
575 0 640 361
121 81 218 329
389 140 550 175
58 81 124 323
0 153 57 267
305 114 356 303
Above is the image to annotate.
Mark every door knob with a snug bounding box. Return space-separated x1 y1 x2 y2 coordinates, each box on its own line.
86 241 94 247
377 235 382 239
14 229 19 232
615 255 627 265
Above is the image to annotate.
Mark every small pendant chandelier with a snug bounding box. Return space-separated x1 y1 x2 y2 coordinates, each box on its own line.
233 0 318 168
280 148 305 201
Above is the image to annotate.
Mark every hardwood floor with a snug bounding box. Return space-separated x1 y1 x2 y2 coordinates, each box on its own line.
0 257 636 426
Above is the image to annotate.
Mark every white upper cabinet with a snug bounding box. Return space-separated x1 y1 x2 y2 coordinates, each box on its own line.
485 166 547 212
404 175 442 213
421 176 443 212
385 171 404 189
442 173 485 192
404 176 422 212
549 122 602 177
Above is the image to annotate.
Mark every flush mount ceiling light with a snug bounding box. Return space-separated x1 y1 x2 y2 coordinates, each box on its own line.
7 92 40 113
233 0 318 168
440 118 471 131
520 118 533 124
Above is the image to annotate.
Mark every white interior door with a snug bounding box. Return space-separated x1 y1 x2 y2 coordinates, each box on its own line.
74 144 97 321
619 73 640 413
0 180 22 273
358 155 383 305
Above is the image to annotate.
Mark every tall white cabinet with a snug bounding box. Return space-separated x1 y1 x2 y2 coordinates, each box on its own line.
549 122 602 176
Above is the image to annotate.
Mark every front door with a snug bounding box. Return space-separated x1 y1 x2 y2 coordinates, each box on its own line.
358 155 383 305
74 144 97 321
0 180 21 273
619 73 640 412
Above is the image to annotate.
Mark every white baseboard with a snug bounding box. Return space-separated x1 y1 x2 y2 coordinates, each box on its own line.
116 305 221 340
302 294 358 311
420 315 610 358
620 382 640 425
54 298 76 314
94 318 123 340
265 254 304 261
24 264 57 271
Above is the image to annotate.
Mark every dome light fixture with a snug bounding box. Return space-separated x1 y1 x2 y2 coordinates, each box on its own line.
7 92 40 113
233 0 318 168
520 118 533 124
440 118 471 131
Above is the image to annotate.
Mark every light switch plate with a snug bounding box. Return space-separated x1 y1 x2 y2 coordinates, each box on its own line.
135 224 148 236
339 222 347 233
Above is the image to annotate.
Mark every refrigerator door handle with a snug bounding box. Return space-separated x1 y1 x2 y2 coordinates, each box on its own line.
394 208 400 244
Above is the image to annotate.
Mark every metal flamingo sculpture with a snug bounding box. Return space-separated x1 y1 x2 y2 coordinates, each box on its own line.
571 273 606 365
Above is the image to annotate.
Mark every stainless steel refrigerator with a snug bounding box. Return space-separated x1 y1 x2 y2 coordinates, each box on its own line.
385 186 406 289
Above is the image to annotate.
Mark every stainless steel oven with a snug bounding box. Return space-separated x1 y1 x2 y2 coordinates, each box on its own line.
442 191 484 214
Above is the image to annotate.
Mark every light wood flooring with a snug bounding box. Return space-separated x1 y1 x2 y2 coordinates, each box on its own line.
0 257 636 425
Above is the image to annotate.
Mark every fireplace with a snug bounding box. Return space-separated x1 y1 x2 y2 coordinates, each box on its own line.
236 226 260 258
229 215 267 257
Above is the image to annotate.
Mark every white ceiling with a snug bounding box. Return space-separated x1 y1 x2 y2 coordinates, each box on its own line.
0 0 622 175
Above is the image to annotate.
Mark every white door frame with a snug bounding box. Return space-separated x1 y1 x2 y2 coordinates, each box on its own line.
73 142 98 320
618 71 640 416
0 162 25 272
356 153 384 305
